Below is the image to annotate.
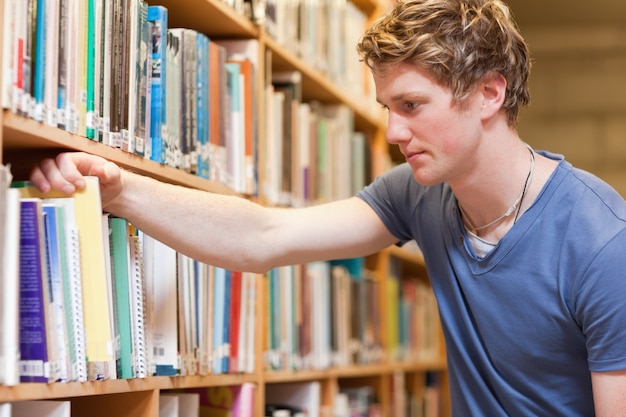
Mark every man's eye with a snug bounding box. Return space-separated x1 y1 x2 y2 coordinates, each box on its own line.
405 102 418 110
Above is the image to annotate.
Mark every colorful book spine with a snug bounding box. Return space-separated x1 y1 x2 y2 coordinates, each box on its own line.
85 0 97 139
42 203 71 382
0 183 21 386
33 0 46 122
196 32 209 179
134 0 150 157
108 217 134 379
56 0 68 129
147 5 167 164
18 198 52 383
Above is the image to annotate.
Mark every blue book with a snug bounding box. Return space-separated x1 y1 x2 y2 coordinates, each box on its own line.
18 199 52 383
33 0 46 122
212 266 226 374
42 203 70 383
147 5 168 163
196 33 209 179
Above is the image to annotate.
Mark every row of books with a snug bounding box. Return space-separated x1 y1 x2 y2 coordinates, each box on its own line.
263 257 441 373
265 70 369 207
0 166 257 385
387 372 443 417
0 0 259 194
264 0 376 109
0 0 372 202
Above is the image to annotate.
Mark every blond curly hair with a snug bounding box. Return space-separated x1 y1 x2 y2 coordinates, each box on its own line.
357 0 531 126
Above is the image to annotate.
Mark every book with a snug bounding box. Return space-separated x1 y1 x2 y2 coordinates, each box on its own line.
207 39 226 183
99 0 113 143
165 28 182 167
1 0 16 109
129 229 148 377
159 394 179 417
0 167 21 386
195 261 211 376
10 400 71 417
108 216 134 379
142 233 178 376
42 203 71 382
239 272 256 374
17 198 53 383
228 271 242 372
160 393 199 417
17 177 116 380
33 0 46 122
134 0 150 157
44 197 87 382
211 266 226 374
178 28 198 174
196 32 209 179
85 0 97 138
44 0 60 127
147 5 168 164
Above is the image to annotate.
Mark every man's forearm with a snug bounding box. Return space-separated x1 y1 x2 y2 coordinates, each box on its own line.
109 171 277 273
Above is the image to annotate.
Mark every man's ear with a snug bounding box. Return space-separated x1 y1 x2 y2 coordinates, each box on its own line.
480 72 507 120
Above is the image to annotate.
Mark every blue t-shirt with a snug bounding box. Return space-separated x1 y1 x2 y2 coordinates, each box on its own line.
357 151 626 416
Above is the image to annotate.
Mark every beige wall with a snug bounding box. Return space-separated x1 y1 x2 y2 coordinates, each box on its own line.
516 26 626 197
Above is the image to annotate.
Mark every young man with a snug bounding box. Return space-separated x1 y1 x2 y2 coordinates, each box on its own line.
30 0 626 415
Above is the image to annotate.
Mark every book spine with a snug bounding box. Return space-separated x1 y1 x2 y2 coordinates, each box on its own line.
85 0 97 138
44 0 59 127
133 0 149 157
108 217 134 379
33 0 46 122
100 0 113 144
129 233 148 378
18 199 51 383
147 5 167 164
56 0 68 129
1 187 21 386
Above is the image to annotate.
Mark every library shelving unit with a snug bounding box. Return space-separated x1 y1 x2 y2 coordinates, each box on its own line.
0 0 449 416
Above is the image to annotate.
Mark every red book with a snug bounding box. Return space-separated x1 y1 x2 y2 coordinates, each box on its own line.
229 271 242 372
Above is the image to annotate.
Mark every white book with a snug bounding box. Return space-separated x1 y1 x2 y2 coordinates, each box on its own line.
1 185 21 386
243 272 257 373
11 400 71 417
44 0 60 126
129 233 148 377
158 394 178 417
160 393 199 417
143 234 179 376
1 0 16 109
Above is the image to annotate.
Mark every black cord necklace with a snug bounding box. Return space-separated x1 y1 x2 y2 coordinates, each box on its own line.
459 143 536 234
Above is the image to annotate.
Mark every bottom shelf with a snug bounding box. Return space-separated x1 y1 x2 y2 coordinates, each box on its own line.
0 366 449 417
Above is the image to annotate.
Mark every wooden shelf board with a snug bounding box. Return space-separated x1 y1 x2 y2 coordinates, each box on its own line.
2 111 238 195
0 374 257 402
145 0 258 39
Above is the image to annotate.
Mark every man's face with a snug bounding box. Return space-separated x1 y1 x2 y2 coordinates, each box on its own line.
374 63 484 187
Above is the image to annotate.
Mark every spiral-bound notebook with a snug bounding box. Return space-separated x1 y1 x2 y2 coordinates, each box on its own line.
129 232 148 378
45 197 87 383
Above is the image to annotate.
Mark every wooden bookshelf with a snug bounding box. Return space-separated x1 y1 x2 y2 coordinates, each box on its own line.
0 0 449 416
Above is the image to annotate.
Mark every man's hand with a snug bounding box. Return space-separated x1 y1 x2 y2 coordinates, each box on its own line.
30 152 124 209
